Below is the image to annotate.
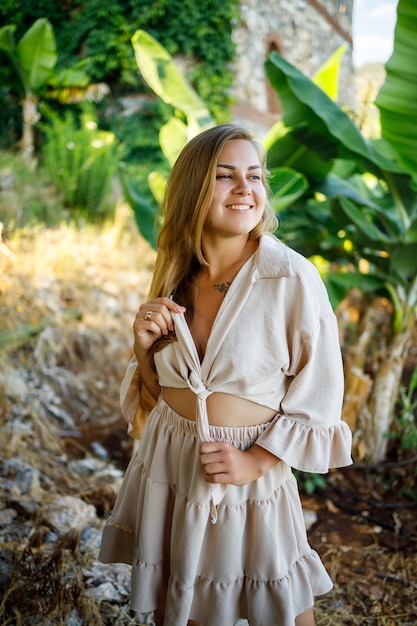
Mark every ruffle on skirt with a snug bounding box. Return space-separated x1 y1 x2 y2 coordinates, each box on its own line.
99 398 333 626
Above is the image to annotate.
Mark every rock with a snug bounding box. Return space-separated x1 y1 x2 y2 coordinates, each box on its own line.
39 495 98 534
1 457 40 496
0 508 17 526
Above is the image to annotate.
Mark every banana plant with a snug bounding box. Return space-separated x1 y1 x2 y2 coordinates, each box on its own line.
122 30 328 246
117 29 215 246
267 45 346 215
0 18 90 160
263 0 417 462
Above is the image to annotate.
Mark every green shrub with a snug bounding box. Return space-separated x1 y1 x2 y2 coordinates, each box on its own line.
39 105 121 220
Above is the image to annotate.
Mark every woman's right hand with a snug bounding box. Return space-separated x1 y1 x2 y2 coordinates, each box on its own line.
133 297 186 354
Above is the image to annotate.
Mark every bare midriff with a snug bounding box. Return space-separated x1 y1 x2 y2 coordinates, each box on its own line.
162 387 277 427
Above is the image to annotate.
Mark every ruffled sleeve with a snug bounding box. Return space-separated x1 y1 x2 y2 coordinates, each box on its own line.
256 414 352 473
256 313 352 473
120 356 157 439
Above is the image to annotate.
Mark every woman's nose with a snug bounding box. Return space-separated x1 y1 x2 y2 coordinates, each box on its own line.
233 179 251 195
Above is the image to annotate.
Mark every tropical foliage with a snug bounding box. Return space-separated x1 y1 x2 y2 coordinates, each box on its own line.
119 29 216 248
0 1 239 149
0 18 90 159
1 0 239 113
119 32 344 248
263 0 417 462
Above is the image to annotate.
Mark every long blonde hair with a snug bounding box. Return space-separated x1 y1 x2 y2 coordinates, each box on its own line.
149 124 277 301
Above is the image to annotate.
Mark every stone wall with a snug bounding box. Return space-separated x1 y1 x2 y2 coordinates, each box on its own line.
230 0 354 138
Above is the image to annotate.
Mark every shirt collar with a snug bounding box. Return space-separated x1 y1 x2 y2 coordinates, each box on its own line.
254 233 292 279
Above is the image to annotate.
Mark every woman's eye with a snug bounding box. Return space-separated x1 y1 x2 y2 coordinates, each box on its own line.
215 172 262 181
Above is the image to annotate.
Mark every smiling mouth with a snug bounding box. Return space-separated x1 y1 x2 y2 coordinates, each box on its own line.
226 204 253 211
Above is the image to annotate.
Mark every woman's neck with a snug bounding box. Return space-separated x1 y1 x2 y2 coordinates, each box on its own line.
201 235 258 282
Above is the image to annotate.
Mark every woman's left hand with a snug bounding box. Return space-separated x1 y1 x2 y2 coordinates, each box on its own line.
200 441 279 486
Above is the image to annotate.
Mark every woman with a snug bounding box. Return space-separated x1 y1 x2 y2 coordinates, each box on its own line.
99 124 352 626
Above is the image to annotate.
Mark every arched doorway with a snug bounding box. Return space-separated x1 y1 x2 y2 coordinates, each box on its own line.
266 36 282 115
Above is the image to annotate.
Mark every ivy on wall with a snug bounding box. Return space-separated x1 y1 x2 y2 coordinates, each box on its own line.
1 0 239 122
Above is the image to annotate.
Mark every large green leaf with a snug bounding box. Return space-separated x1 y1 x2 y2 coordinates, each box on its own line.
264 52 404 177
16 18 57 93
47 67 90 89
131 30 213 130
0 24 26 95
312 44 346 101
148 171 167 206
315 173 408 241
338 196 395 244
118 163 158 249
0 24 15 53
390 243 417 282
269 167 308 212
159 118 189 166
265 121 332 177
314 173 381 211
376 0 417 177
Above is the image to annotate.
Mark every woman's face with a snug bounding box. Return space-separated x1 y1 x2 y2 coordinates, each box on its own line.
204 139 267 239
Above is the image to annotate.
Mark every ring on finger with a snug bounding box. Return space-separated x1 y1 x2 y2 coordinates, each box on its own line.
144 310 152 320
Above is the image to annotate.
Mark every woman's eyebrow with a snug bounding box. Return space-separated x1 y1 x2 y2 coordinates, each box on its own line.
216 163 261 170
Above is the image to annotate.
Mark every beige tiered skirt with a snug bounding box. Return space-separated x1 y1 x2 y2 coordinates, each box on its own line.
99 397 332 626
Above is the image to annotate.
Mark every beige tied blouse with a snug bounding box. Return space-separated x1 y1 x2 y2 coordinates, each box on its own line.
120 233 352 478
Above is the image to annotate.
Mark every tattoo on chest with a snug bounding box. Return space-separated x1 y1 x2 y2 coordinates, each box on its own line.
213 281 231 296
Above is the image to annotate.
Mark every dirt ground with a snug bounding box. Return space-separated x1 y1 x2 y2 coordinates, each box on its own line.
0 211 416 625
304 464 417 625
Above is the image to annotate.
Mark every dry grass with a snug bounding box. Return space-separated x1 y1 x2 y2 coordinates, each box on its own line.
314 545 417 625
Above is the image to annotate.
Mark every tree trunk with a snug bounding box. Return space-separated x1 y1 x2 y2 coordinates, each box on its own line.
341 294 414 463
21 94 40 161
357 327 413 463
341 294 384 435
